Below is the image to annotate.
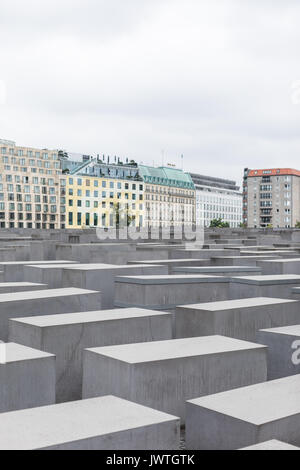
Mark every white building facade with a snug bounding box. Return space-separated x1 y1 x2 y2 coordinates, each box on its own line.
190 174 243 228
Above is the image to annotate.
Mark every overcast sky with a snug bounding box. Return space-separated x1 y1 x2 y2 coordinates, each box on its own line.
1 0 300 186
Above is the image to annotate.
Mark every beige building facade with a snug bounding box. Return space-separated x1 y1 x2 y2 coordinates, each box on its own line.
139 165 196 228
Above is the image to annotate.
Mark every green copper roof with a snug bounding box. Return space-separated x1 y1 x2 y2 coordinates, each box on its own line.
138 165 195 189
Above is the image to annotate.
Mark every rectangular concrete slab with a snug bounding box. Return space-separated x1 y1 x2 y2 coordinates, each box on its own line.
230 275 300 300
211 255 280 267
0 260 77 282
61 264 169 309
0 396 180 450
82 336 267 423
173 266 262 276
257 259 300 275
0 287 102 341
127 259 210 274
186 375 300 450
0 282 47 293
23 263 84 289
9 308 173 402
0 342 55 412
257 325 300 380
240 440 300 450
240 250 299 258
115 275 230 309
175 297 300 342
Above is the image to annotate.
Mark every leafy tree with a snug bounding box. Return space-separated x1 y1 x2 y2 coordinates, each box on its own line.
210 218 230 228
295 221 300 229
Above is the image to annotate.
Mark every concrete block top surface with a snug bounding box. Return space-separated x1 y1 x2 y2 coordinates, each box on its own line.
136 245 186 251
241 250 298 255
86 336 266 364
11 308 171 328
0 287 99 303
0 261 77 266
259 324 300 337
128 259 206 265
58 264 166 271
188 375 300 426
25 264 83 269
0 282 47 288
173 266 261 273
241 440 300 450
0 396 179 450
231 274 300 285
1 342 55 363
177 297 298 311
212 255 279 260
259 258 300 264
115 275 229 285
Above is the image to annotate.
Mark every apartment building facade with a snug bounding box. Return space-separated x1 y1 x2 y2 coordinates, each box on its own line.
190 173 242 228
139 165 196 228
243 168 300 228
62 156 144 229
0 139 66 229
66 175 144 229
63 155 196 229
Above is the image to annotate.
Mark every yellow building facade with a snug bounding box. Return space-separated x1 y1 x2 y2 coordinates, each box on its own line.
66 175 144 229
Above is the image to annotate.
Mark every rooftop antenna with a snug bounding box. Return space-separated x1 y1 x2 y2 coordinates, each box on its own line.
181 154 184 171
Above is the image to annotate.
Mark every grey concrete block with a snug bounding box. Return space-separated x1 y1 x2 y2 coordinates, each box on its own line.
211 255 280 267
257 259 300 275
173 266 262 276
186 375 300 450
0 288 101 341
169 249 237 260
0 396 180 450
23 263 83 288
1 260 77 282
9 308 173 403
127 259 210 274
257 325 300 380
240 440 300 450
82 336 267 423
240 250 299 258
0 343 55 412
61 264 169 309
0 248 17 262
115 275 230 310
0 282 47 293
230 275 300 300
175 297 300 342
